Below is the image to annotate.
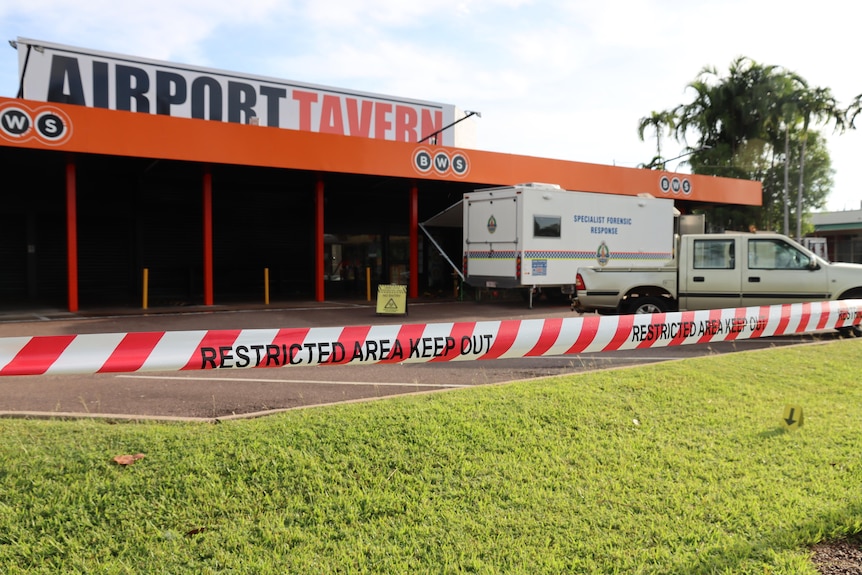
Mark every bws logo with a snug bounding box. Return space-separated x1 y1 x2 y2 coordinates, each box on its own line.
0 103 73 146
659 175 692 196
412 147 470 178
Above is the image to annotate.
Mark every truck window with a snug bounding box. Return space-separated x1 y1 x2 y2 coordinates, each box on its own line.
748 239 811 270
693 239 735 269
533 215 561 238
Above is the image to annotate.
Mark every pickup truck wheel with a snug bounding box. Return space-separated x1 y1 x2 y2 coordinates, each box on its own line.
626 297 668 314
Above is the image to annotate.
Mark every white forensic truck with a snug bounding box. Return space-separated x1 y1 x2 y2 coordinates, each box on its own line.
462 183 677 307
572 231 862 335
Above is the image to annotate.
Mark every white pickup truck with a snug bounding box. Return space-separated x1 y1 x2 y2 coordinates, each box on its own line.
573 232 862 333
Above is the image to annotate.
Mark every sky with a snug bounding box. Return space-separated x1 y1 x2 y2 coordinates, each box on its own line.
1 0 860 212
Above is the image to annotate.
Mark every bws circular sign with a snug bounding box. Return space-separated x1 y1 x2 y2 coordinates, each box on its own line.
0 103 73 146
412 147 470 178
659 174 692 196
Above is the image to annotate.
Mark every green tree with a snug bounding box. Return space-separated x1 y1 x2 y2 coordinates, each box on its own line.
638 57 841 236
636 110 676 169
760 131 832 232
788 87 843 237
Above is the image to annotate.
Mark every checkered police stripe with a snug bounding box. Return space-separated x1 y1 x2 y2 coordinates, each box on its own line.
1 300 860 376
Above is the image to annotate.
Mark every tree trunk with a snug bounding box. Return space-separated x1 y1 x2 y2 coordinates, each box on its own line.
796 135 806 241
783 129 790 236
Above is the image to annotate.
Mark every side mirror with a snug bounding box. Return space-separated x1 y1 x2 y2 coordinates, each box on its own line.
808 260 820 271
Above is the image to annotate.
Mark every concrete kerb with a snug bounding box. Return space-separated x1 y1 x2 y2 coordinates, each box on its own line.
0 379 474 424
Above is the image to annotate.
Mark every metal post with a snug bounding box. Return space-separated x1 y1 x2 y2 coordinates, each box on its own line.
202 166 214 306
315 177 325 302
65 156 78 312
409 183 419 299
142 268 149 310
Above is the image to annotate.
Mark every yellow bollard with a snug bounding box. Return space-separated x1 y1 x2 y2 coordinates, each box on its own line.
264 267 270 305
366 267 371 301
142 268 149 310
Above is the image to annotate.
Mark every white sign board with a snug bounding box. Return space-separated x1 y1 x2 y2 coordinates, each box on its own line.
14 38 455 144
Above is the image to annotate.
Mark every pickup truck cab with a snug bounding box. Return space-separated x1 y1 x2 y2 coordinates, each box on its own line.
573 232 862 323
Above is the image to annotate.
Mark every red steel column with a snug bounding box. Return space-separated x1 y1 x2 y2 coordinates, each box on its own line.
409 182 419 299
65 156 78 312
202 165 214 306
315 176 325 302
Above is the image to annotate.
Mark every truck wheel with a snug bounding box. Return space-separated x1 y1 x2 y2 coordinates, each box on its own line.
626 297 667 314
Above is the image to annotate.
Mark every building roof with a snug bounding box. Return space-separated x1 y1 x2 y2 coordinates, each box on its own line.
811 209 862 232
814 223 862 232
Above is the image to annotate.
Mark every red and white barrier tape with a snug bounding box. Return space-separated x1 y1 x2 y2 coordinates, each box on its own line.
1 300 860 376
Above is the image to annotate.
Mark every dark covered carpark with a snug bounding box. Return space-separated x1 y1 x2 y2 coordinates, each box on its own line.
0 144 470 309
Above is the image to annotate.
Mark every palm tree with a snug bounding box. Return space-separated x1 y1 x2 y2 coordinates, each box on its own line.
790 87 844 238
845 94 862 129
763 71 808 235
640 57 842 234
637 110 676 169
675 58 778 176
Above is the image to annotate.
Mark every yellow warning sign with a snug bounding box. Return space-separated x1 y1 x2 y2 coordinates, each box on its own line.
376 284 407 315
782 405 804 430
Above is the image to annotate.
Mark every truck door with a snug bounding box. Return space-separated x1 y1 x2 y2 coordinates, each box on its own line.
464 196 519 286
741 237 830 306
679 237 742 310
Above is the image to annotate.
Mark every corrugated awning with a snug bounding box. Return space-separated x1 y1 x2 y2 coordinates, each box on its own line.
814 223 862 232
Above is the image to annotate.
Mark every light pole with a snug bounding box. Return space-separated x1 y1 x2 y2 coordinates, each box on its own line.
418 110 481 144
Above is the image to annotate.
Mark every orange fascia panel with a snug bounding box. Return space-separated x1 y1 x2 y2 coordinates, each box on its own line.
460 151 762 205
1 97 762 206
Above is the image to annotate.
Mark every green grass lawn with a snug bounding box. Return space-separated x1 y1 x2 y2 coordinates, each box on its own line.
1 339 860 574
